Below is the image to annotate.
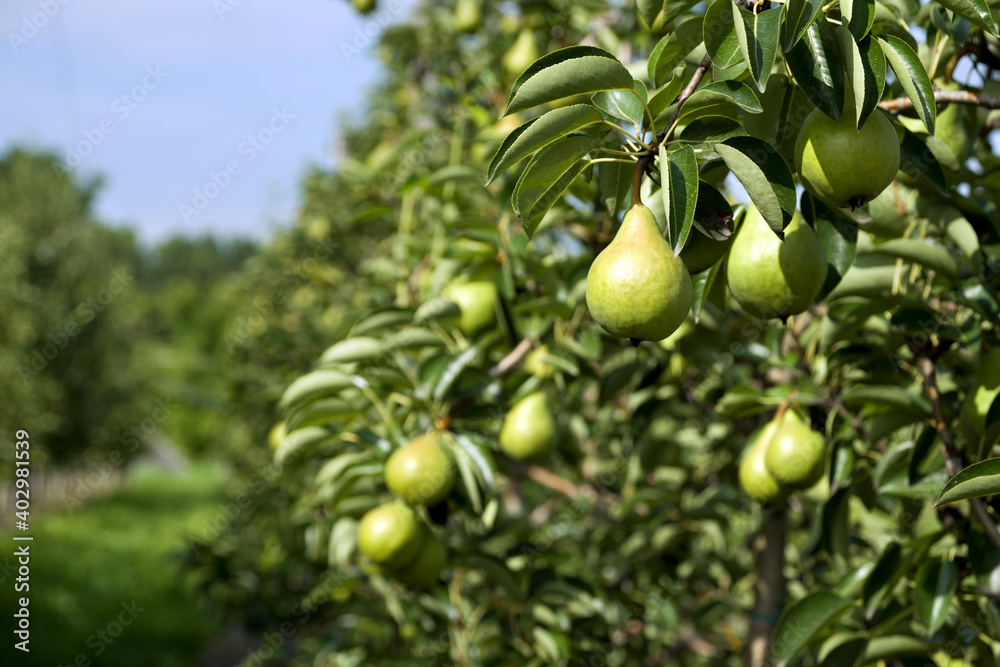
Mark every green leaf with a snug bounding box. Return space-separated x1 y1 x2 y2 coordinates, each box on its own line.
878 36 936 135
801 191 857 299
593 80 648 127
662 0 702 25
842 0 876 39
837 29 886 130
820 487 852 560
915 558 958 633
350 309 413 336
936 457 1000 505
787 18 846 119
513 134 599 239
319 337 384 365
487 105 606 184
648 66 687 118
862 541 904 617
819 636 868 667
598 160 632 216
413 297 461 324
704 0 744 71
275 426 334 465
638 0 665 27
862 635 933 661
503 46 634 116
866 238 959 281
773 592 854 660
279 370 353 411
684 80 763 114
433 340 488 402
316 451 375 486
691 254 726 322
677 117 748 145
661 144 699 254
286 396 367 431
649 16 705 87
909 425 938 484
732 4 782 92
841 385 932 415
896 124 949 194
714 136 796 234
783 0 824 51
935 0 998 37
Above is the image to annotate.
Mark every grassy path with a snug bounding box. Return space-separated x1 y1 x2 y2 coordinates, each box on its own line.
1 462 228 667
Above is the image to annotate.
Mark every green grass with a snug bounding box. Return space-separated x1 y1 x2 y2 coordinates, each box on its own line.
0 462 229 667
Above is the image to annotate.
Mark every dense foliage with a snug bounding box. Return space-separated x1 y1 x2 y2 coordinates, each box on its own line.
10 0 1000 663
184 0 1000 664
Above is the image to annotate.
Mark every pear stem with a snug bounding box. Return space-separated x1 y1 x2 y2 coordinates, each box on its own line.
631 154 649 206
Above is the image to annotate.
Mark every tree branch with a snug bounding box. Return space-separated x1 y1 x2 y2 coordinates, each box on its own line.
747 506 786 667
488 337 534 379
663 54 713 144
914 352 1000 556
879 89 1000 114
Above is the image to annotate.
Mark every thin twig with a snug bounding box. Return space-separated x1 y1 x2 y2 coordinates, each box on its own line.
914 353 1000 556
879 89 1000 113
525 465 583 499
488 337 534 379
663 54 713 143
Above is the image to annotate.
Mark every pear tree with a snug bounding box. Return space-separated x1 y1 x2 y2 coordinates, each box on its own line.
188 0 1000 664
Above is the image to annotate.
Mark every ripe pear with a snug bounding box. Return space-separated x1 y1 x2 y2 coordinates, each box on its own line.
453 0 481 33
444 281 498 335
739 418 787 504
385 432 456 506
503 29 539 78
586 204 693 343
499 392 556 461
794 107 900 209
763 410 826 488
357 502 424 568
391 525 446 589
726 204 827 320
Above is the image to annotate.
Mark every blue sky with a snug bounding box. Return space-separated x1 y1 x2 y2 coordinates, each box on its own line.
1 0 415 244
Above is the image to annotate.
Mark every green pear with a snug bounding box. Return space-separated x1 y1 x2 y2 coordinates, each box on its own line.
523 345 556 379
390 525 446 589
503 29 538 79
586 204 693 343
453 0 481 33
794 107 900 209
499 392 556 461
444 281 498 334
764 410 826 488
384 432 456 506
357 502 424 568
726 204 827 320
739 418 787 504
